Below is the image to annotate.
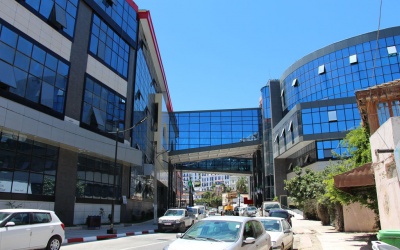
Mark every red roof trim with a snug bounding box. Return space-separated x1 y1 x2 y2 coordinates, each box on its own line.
127 0 139 13
138 11 173 112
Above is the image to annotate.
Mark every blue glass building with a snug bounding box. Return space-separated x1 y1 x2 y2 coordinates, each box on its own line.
261 26 400 199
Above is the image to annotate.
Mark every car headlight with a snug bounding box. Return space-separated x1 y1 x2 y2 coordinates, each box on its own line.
175 219 181 223
163 244 169 250
158 219 162 223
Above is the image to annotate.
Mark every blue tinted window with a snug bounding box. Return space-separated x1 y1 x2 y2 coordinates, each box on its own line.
89 14 129 78
0 21 68 114
22 0 78 38
82 76 126 134
92 0 138 45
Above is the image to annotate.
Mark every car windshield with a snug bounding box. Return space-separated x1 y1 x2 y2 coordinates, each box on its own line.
0 212 12 223
182 220 242 242
187 208 198 215
164 210 184 216
247 207 256 211
260 219 282 232
269 211 287 218
264 204 280 209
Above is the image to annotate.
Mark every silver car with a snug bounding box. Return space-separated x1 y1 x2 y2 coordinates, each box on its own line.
257 217 294 250
0 209 65 250
244 206 258 217
164 215 271 250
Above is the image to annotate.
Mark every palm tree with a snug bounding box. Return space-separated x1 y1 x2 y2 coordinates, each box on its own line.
236 177 248 194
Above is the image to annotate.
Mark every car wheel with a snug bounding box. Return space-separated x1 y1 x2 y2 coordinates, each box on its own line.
46 236 61 250
282 243 285 250
179 222 186 233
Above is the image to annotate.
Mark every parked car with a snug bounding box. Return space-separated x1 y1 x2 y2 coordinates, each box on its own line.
158 208 195 232
207 208 218 216
268 209 293 226
262 201 281 217
187 206 206 221
0 208 65 250
258 217 294 250
164 216 271 250
243 206 258 217
233 206 245 216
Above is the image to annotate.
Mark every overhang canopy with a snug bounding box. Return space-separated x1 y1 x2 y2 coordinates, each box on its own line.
333 163 374 192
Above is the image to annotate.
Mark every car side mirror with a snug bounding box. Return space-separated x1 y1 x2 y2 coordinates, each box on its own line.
284 229 292 233
176 233 183 238
5 222 15 227
243 237 256 244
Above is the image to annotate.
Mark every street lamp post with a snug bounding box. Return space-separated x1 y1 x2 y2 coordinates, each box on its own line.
107 116 147 234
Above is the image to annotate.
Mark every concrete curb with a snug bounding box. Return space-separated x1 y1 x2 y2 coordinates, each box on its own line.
63 229 157 244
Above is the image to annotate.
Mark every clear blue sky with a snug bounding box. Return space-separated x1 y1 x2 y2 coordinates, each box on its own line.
133 0 400 112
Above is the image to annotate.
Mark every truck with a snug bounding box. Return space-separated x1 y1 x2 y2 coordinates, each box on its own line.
157 208 195 232
222 191 238 215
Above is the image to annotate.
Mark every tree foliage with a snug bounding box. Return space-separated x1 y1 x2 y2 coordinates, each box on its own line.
323 126 377 214
284 126 377 224
236 177 248 193
284 166 325 209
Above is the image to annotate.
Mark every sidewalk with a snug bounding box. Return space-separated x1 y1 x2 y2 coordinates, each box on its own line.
292 216 376 250
63 220 158 244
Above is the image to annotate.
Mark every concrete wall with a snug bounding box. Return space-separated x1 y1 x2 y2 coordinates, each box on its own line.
370 117 400 229
343 202 377 232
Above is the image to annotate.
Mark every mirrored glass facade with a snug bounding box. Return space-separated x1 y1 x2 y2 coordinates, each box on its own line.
171 109 261 150
262 27 400 199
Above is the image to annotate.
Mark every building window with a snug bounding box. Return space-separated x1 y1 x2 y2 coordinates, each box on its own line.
89 14 130 78
0 132 59 196
0 22 69 114
377 102 390 125
18 0 78 38
81 75 126 134
349 54 358 64
387 46 398 56
76 154 121 199
292 78 298 87
318 65 325 75
328 111 337 122
288 121 293 132
91 0 138 46
393 101 400 116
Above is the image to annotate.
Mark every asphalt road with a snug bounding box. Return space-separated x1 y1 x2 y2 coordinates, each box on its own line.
62 232 176 250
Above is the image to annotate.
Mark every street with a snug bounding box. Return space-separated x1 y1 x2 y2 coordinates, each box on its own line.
61 216 377 250
62 233 176 250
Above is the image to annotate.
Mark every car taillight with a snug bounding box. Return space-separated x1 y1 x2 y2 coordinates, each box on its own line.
61 223 65 230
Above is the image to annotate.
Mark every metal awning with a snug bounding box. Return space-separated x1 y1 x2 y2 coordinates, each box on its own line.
333 163 375 192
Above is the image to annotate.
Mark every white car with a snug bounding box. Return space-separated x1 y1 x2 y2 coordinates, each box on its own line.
0 208 65 250
243 206 258 217
188 206 206 220
164 215 271 250
257 217 294 250
158 208 195 232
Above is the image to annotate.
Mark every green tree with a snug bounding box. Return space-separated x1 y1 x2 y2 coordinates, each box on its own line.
284 166 325 209
236 177 248 193
323 126 377 214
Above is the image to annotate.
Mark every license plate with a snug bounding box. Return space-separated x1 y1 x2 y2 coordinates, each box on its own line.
164 223 171 225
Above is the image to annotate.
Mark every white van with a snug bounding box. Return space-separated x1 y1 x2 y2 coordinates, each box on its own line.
188 205 206 220
262 201 281 217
